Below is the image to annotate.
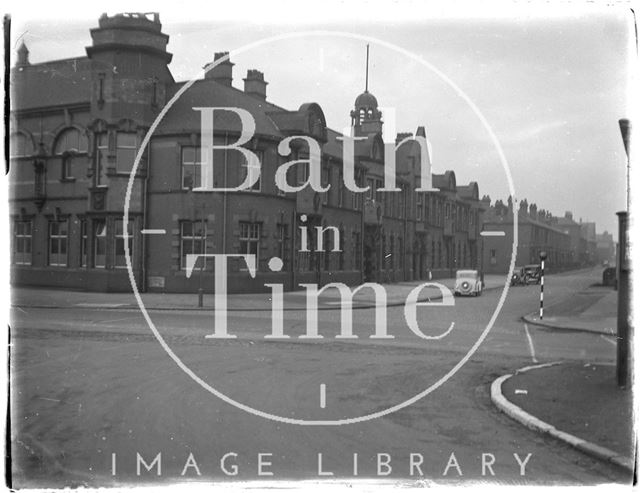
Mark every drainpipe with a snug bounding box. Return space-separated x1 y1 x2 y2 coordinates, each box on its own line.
141 146 150 292
222 132 229 255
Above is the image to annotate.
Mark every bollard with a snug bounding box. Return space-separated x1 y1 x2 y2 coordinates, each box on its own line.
198 288 204 308
616 211 630 388
539 251 547 319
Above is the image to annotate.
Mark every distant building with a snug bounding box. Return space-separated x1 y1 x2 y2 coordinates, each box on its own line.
555 211 586 267
596 231 616 265
580 221 598 265
9 12 484 293
481 197 571 273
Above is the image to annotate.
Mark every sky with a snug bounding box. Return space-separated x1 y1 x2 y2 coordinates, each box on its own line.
8 1 636 235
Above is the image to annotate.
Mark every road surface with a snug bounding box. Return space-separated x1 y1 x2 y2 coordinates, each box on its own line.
9 268 622 487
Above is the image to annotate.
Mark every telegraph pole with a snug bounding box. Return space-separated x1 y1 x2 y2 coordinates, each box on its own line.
539 251 547 320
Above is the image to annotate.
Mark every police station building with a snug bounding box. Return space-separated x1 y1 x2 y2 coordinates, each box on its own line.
9 12 485 293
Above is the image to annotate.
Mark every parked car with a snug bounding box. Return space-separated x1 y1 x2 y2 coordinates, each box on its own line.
523 264 542 284
511 266 527 286
454 269 483 296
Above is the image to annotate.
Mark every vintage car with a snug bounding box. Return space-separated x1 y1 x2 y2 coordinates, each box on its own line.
523 264 542 284
511 266 527 286
454 269 483 296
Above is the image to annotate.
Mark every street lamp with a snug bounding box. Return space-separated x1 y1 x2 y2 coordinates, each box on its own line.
539 250 547 320
617 118 631 388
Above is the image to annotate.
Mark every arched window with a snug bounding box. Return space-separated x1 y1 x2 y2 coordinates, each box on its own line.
54 128 88 154
54 128 88 180
10 132 33 158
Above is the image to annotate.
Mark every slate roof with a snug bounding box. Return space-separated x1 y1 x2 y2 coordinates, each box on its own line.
11 57 92 110
158 78 346 161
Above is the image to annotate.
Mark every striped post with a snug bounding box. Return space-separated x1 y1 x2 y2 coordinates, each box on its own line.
539 259 545 319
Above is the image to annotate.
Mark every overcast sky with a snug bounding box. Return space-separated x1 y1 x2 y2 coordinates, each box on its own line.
10 2 635 235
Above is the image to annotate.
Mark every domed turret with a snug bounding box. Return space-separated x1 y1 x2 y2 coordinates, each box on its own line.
350 90 382 136
354 90 378 109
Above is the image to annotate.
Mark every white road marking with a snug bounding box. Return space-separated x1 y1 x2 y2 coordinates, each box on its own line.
600 334 617 346
75 303 128 308
523 323 538 363
320 384 326 409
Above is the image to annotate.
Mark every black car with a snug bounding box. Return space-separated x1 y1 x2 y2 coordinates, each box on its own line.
523 264 542 284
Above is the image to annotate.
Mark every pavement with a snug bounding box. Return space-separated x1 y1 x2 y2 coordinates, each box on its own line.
10 274 507 311
522 284 618 336
494 282 634 475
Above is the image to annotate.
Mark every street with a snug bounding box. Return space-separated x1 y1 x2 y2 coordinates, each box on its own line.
9 268 623 487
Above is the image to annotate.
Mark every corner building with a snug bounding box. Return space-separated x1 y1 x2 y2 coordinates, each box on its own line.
9 13 485 293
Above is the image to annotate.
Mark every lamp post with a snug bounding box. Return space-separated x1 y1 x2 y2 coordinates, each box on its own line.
617 118 631 388
539 250 547 319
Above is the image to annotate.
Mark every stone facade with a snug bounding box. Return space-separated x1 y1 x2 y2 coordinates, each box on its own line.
9 12 485 293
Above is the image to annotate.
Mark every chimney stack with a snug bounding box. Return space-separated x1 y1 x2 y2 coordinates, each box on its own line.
244 69 267 100
205 52 234 86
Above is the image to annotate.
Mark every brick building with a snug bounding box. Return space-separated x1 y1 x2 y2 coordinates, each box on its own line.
9 12 485 293
481 197 572 273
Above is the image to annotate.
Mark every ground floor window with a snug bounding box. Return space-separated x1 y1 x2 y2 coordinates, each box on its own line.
48 219 68 267
13 219 32 265
239 222 261 268
114 219 133 268
352 231 361 270
94 219 107 268
277 223 290 270
80 219 88 267
181 220 207 270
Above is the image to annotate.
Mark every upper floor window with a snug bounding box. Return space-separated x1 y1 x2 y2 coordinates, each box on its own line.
337 171 344 207
13 220 32 265
55 128 88 155
321 166 330 205
10 133 33 158
181 146 202 189
116 133 138 173
48 219 68 267
55 128 88 179
240 150 263 192
416 193 424 221
96 134 109 186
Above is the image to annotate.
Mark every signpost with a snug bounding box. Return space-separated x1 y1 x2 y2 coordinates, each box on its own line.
539 251 547 320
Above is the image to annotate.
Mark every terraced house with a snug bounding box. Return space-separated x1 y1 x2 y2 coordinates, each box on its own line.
9 12 485 293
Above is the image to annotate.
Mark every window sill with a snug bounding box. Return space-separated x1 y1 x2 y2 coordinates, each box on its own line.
60 177 76 183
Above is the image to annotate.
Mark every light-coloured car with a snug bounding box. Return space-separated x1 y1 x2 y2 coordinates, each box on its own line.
454 269 483 296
